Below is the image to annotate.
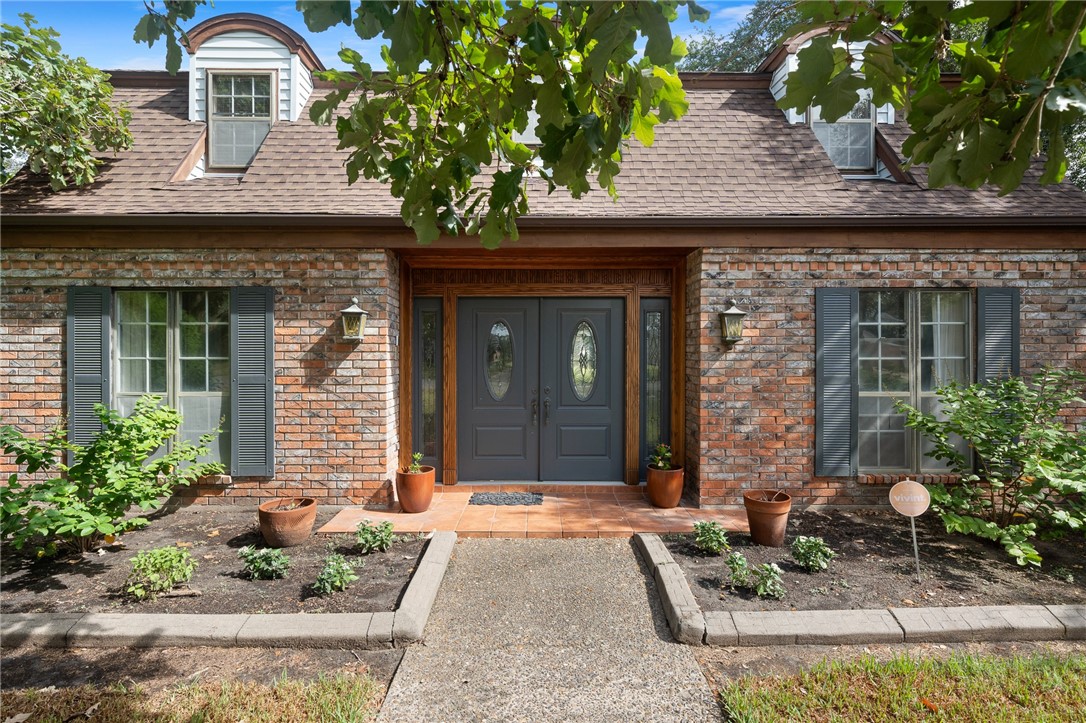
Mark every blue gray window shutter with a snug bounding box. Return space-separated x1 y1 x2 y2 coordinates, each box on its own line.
66 287 111 450
977 287 1020 381
231 287 275 477
815 288 858 476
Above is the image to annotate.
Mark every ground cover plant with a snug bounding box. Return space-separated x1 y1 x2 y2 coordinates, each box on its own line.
0 394 223 556
313 552 359 596
898 367 1086 567
790 535 835 572
124 546 196 601
237 545 291 580
355 519 394 554
1 507 425 615
665 508 1086 613
723 552 786 600
693 520 730 554
718 653 1086 722
0 671 382 723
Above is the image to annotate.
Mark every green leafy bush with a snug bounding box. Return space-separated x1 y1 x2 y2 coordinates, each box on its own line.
723 551 786 599
0 394 223 554
790 536 836 572
693 521 730 555
238 546 291 580
354 519 394 554
125 546 196 601
898 368 1086 567
752 563 786 600
313 553 358 595
648 443 674 470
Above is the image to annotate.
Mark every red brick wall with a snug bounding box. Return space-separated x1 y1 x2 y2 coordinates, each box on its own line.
686 248 1086 508
0 249 401 506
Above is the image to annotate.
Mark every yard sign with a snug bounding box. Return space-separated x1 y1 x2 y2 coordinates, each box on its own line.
889 479 930 583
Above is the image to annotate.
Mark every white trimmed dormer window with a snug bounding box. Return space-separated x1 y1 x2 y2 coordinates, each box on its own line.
208 72 273 169
811 93 875 174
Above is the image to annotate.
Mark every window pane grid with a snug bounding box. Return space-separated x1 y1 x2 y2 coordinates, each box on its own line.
208 72 273 168
117 291 167 395
858 290 971 473
114 290 229 466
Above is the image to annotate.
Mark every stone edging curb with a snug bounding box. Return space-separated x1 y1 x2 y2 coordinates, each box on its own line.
634 533 1086 647
1 531 457 650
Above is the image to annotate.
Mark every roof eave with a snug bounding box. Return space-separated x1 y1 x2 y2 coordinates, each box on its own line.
4 213 1085 229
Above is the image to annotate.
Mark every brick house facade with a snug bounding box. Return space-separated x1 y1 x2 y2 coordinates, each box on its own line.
3 15 1084 509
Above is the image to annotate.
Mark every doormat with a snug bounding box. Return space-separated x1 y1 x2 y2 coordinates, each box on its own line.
468 492 544 506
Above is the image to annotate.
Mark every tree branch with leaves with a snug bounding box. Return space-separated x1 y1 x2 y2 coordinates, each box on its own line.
134 0 709 247
1 13 132 189
779 0 1086 194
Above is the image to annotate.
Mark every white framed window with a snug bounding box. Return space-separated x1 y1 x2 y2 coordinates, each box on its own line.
115 289 230 464
811 93 875 172
857 289 971 473
208 72 274 169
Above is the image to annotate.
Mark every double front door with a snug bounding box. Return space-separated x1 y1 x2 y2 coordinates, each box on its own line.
457 298 624 481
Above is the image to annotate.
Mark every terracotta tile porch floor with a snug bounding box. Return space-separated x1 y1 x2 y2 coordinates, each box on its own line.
319 484 748 539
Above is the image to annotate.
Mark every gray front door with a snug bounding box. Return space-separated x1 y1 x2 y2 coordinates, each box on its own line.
458 297 623 481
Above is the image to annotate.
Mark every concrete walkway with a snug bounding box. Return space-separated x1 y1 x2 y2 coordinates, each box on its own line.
378 539 719 722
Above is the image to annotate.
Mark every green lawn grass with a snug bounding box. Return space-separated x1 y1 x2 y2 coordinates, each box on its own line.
1 671 381 723
719 653 1086 723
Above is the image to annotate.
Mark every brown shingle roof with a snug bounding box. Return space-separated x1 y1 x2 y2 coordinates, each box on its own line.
4 77 1084 223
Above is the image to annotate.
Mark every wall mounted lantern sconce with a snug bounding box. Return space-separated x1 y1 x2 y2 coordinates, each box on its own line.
340 298 369 340
719 300 747 347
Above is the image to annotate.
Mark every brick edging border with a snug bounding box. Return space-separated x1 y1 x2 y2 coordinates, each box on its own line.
634 533 1086 647
1 531 457 650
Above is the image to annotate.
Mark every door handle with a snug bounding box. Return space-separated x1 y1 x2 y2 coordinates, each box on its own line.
544 398 550 425
531 398 538 426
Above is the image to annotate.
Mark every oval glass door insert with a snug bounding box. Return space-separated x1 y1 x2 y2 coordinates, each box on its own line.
570 321 597 401
485 320 514 401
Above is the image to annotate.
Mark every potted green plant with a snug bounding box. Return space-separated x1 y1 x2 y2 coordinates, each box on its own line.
257 497 317 548
742 489 792 547
396 452 435 513
646 443 683 508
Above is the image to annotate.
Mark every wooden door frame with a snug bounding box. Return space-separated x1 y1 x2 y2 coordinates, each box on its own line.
398 249 687 486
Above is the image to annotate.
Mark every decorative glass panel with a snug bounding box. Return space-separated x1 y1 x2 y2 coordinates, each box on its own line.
570 321 597 401
644 311 663 449
420 310 438 457
485 320 514 401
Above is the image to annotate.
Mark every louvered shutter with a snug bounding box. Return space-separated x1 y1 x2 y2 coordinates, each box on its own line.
815 288 858 476
231 287 275 477
66 287 112 452
977 287 1020 381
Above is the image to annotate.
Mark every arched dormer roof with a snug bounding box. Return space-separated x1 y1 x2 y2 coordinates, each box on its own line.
186 12 325 72
756 27 900 73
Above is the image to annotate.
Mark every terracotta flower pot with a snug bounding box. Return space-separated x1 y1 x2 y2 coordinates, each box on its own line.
258 497 317 548
397 466 435 513
646 466 684 509
743 489 792 547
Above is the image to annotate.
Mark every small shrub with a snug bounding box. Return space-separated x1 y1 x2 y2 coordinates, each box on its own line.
406 451 424 474
752 563 786 600
724 551 753 589
125 546 196 601
0 394 223 555
723 552 787 600
790 535 836 572
238 546 291 580
897 367 1086 567
355 519 394 554
313 553 358 595
647 443 674 470
693 521 730 555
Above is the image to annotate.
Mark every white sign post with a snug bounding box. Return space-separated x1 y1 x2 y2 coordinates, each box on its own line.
889 479 930 583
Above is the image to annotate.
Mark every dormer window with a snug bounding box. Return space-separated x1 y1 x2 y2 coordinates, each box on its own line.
208 72 273 169
811 94 875 173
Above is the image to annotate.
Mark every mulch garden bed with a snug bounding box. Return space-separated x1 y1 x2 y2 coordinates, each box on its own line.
666 508 1086 613
0 506 425 615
